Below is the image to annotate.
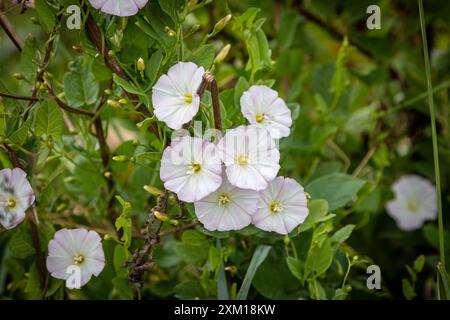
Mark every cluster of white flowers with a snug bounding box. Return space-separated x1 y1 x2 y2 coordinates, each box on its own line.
154 62 308 234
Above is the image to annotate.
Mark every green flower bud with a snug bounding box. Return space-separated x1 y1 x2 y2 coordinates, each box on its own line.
112 155 129 162
137 57 145 72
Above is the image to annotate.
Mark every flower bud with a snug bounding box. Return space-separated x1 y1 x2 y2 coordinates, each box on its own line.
108 50 115 57
214 14 232 33
118 98 128 105
143 185 164 196
13 73 24 80
104 89 112 95
112 155 129 162
154 210 168 222
165 26 176 37
107 99 121 108
169 219 179 226
137 57 145 72
225 265 237 273
104 171 112 179
214 44 231 64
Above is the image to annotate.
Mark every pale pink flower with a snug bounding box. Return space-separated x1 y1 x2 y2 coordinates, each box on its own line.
194 174 259 231
241 85 292 139
11 0 34 8
88 0 148 17
0 168 35 230
217 125 280 191
252 177 309 234
46 228 105 288
152 62 205 130
160 135 222 202
386 175 437 231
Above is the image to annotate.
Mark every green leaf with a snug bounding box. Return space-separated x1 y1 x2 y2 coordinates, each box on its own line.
174 280 207 299
308 278 327 300
188 44 215 70
304 239 333 279
237 245 271 300
20 36 38 81
402 278 416 300
8 225 34 259
34 100 64 139
63 59 99 108
413 255 426 273
113 74 146 97
8 118 31 146
35 0 57 32
330 225 355 246
174 230 209 264
146 50 164 83
286 256 303 282
115 196 132 249
306 173 366 210
157 0 185 24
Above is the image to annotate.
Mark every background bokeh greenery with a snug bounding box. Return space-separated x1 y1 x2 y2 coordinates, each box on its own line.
0 0 449 300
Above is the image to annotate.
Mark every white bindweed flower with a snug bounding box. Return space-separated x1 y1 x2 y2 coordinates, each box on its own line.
240 85 292 139
0 168 35 230
194 174 259 231
217 125 280 191
88 0 148 17
152 62 205 130
385 175 437 231
46 228 105 288
252 177 309 235
160 135 222 202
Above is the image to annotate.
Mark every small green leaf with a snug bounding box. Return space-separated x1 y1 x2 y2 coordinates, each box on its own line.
330 225 355 246
413 255 426 273
115 196 132 249
35 0 57 32
34 100 64 139
305 239 334 279
286 256 303 282
63 59 99 108
306 173 366 211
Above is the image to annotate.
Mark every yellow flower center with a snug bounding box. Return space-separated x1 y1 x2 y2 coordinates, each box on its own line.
256 112 269 123
6 197 16 208
218 194 231 206
236 154 250 166
269 201 284 215
407 200 419 213
74 254 85 265
184 93 193 104
187 163 202 174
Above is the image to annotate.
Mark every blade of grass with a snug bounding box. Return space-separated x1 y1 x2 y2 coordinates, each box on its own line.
216 239 229 300
418 0 446 269
236 245 271 300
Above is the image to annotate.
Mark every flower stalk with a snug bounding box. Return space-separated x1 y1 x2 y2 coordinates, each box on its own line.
418 0 446 269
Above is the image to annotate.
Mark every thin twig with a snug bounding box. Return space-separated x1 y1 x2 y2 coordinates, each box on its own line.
0 15 23 51
327 139 351 172
0 92 39 101
352 147 376 177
